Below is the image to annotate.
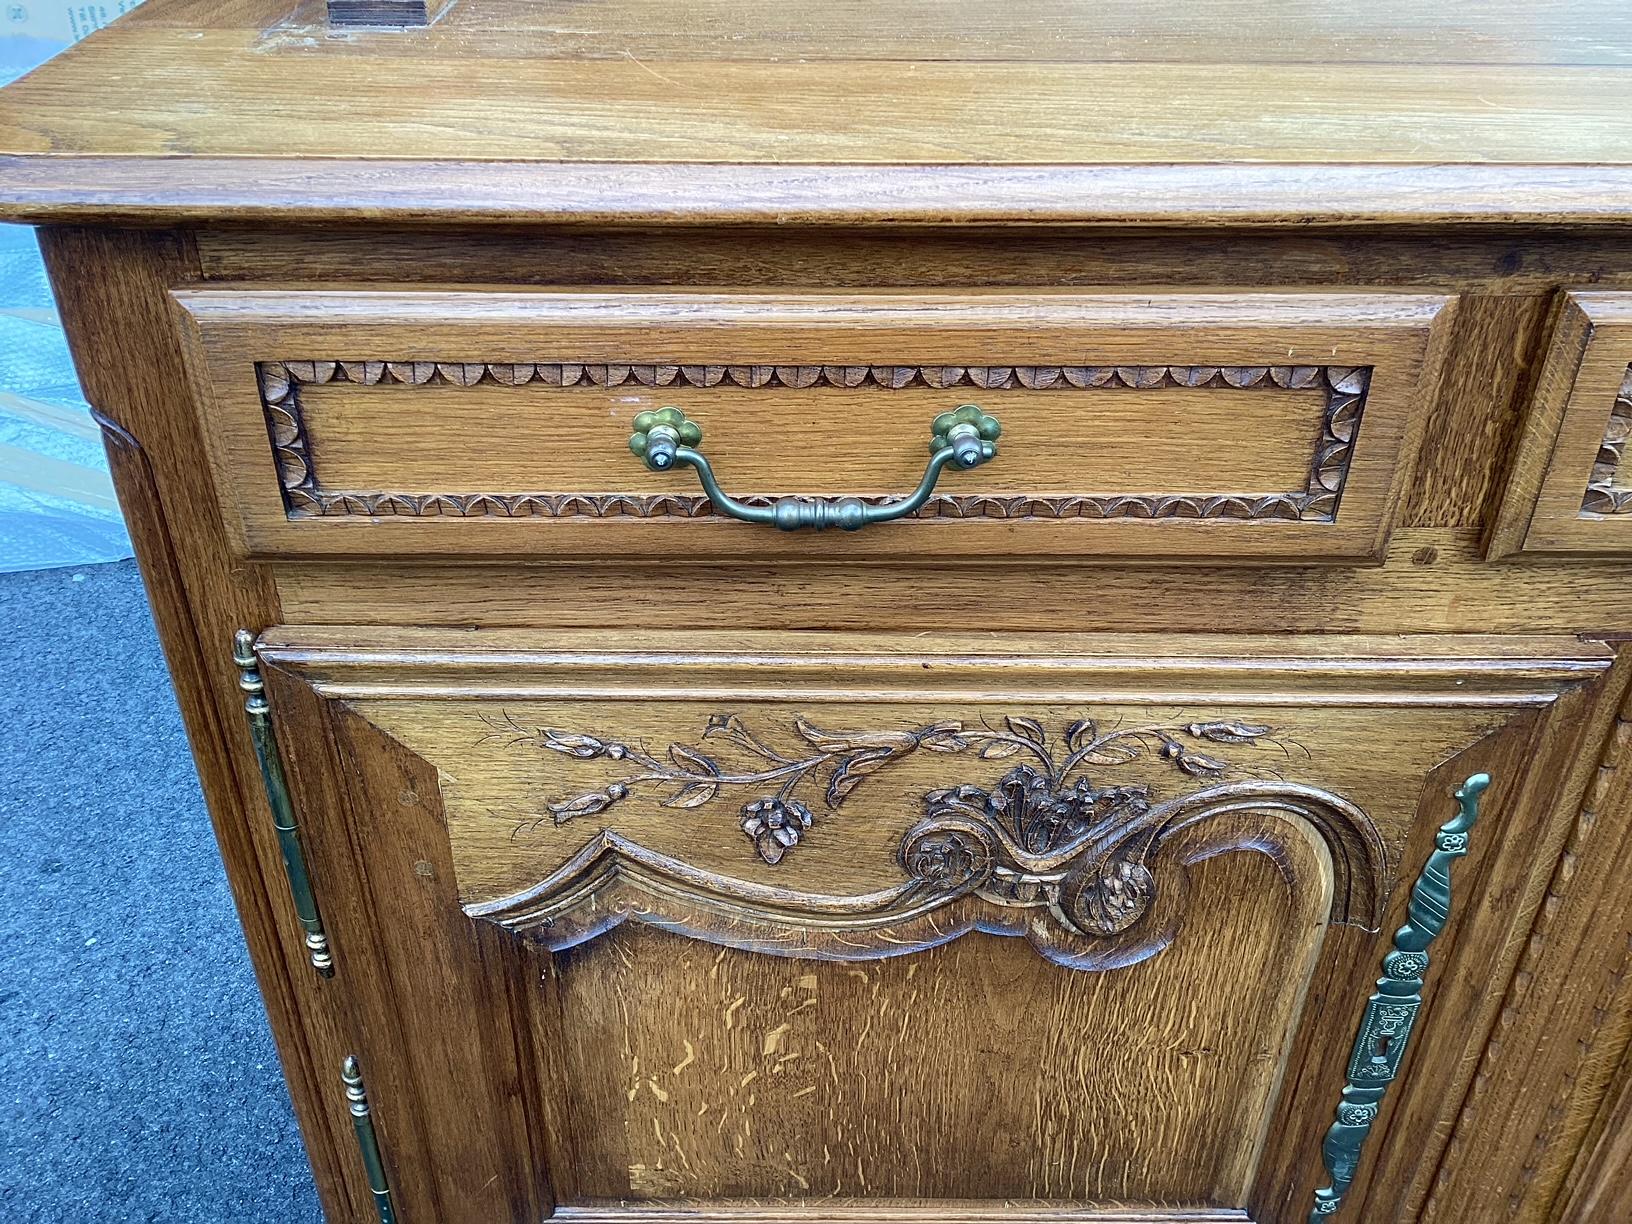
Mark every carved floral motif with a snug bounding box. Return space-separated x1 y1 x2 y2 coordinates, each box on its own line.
896 716 1287 937
739 797 815 865
486 708 1310 940
257 360 1370 524
480 709 975 862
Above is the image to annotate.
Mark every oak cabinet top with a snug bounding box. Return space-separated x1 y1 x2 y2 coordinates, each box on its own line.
0 0 1630 225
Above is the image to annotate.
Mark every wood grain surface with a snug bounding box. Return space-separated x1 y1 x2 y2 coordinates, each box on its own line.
547 896 1325 1203
0 1 1631 224
270 526 1632 638
300 0 1632 65
1416 656 1632 1222
1 4 1631 167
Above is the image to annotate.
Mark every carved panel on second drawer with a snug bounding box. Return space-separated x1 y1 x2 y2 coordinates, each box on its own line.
1492 291 1632 557
174 289 1451 563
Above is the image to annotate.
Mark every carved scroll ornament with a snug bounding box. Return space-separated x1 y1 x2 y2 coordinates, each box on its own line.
468 711 1387 970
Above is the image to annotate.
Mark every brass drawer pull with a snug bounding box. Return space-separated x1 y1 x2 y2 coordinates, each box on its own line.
628 404 1001 531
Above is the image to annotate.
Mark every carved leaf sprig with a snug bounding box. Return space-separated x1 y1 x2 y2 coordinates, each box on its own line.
1187 719 1274 744
1056 719 1278 783
492 709 1296 862
499 712 979 859
546 784 629 822
792 719 965 805
540 730 622 761
946 716 1272 785
480 711 636 762
702 712 795 763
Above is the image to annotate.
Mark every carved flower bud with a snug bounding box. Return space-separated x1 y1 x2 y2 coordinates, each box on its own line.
741 797 814 865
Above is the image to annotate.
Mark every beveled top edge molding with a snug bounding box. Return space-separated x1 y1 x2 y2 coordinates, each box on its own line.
5 158 1632 227
255 628 1612 707
256 625 1620 661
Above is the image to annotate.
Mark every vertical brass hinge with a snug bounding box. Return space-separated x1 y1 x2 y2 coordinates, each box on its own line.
342 1056 399 1224
235 629 335 978
1307 772 1491 1220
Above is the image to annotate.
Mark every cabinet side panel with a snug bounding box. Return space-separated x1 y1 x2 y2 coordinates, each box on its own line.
38 227 362 1222
1421 651 1632 1223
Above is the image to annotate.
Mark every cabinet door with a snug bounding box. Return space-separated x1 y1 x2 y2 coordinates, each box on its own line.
248 629 1606 1224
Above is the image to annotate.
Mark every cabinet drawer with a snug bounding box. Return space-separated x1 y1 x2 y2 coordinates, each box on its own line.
250 627 1601 1222
176 288 1451 563
1492 291 1632 557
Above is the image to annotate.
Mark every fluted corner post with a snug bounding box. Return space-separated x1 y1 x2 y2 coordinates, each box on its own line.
342 1056 398 1224
235 629 334 977
1308 772 1491 1220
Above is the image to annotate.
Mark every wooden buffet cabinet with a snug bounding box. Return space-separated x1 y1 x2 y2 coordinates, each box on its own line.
5 2 1632 1221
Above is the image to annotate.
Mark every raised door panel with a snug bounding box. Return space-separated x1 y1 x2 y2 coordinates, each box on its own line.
173 289 1451 563
254 630 1606 1224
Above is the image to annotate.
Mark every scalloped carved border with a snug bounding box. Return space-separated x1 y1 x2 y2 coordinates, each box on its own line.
1582 365 1632 516
256 360 1371 524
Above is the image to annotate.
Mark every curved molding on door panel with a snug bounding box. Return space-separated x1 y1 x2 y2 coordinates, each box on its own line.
464 780 1384 971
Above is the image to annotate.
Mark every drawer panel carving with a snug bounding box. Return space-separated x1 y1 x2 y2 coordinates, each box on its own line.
1492 291 1632 556
1584 370 1632 516
175 289 1451 562
261 359 1366 524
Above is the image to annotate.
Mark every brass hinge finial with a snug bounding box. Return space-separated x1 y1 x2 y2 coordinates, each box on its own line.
342 1056 398 1224
235 629 334 977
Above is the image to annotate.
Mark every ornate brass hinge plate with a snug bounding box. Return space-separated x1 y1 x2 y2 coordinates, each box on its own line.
1308 772 1490 1220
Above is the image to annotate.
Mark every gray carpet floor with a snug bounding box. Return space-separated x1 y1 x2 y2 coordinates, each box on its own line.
1 561 322 1222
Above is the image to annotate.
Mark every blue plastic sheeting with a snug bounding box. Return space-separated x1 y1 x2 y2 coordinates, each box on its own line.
0 34 133 572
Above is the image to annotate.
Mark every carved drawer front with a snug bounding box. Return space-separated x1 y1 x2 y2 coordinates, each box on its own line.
250 628 1604 1224
175 288 1451 563
1492 292 1632 557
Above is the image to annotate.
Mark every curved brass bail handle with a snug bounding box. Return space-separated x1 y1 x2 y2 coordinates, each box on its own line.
628 404 1001 531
